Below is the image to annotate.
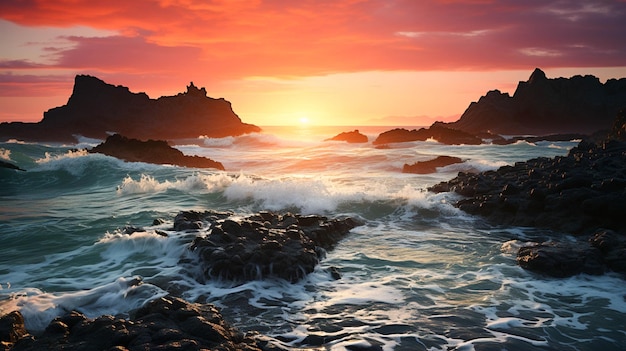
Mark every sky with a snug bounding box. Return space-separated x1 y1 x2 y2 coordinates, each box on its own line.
1 0 626 126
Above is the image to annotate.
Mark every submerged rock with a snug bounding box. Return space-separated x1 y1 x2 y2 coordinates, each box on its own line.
402 156 463 174
89 134 225 170
3 296 269 351
181 210 362 282
325 130 368 143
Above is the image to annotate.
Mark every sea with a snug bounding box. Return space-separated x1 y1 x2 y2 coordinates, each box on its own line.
1 125 624 351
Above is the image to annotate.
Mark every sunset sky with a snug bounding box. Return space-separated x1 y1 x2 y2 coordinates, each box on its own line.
1 0 625 126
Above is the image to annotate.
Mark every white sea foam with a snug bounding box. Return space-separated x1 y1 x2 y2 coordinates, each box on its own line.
0 148 11 161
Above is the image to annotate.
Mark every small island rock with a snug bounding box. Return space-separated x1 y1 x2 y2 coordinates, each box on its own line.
89 134 225 170
325 130 368 143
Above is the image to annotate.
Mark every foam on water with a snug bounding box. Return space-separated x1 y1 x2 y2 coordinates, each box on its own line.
1 131 624 349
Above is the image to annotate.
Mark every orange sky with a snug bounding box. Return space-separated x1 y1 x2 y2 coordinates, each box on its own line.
1 0 626 126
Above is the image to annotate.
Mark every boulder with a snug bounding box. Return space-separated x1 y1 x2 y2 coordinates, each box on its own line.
89 134 225 170
325 130 368 143
373 125 482 145
437 68 626 135
402 156 463 174
4 296 268 351
182 210 362 282
0 75 260 142
516 242 604 277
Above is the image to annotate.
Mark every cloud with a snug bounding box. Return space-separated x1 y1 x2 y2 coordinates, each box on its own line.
0 0 624 77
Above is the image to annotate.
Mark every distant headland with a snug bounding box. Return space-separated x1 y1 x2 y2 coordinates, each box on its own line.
0 75 260 143
435 68 626 135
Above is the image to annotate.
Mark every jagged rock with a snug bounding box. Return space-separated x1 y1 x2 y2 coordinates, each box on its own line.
517 242 604 277
0 75 260 142
430 110 626 277
4 296 269 351
183 211 362 282
436 68 626 135
373 125 482 145
402 156 463 174
325 130 368 143
89 134 225 170
0 311 30 350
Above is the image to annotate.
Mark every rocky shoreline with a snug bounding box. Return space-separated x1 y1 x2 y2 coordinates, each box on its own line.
1 210 361 350
430 110 626 277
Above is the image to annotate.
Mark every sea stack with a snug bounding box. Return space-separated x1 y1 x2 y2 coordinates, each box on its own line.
0 75 261 142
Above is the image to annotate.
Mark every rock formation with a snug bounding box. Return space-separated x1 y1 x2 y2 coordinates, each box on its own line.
173 210 362 283
429 109 626 277
373 125 482 145
436 68 626 135
89 134 225 170
325 130 368 143
402 156 463 174
1 296 269 351
0 76 260 143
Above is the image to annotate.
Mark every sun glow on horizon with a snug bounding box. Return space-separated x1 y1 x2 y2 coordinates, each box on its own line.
299 116 310 124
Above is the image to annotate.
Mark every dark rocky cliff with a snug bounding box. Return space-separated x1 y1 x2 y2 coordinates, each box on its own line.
436 68 626 135
0 75 260 142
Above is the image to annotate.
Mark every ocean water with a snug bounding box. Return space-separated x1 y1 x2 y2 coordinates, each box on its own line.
1 125 624 351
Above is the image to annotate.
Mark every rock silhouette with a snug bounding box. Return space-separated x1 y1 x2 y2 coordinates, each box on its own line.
436 68 626 135
325 130 368 143
402 156 463 174
373 125 482 145
0 75 260 142
89 134 225 170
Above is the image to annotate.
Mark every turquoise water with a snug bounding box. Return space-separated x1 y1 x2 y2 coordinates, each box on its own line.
1 127 624 350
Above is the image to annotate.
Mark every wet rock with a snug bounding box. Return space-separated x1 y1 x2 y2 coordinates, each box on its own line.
402 156 463 174
184 211 362 282
517 242 604 277
0 311 30 350
430 110 626 277
4 296 267 351
325 130 368 143
89 134 225 170
373 125 482 146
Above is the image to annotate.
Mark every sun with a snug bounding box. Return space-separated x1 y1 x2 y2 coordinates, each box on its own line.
299 116 310 124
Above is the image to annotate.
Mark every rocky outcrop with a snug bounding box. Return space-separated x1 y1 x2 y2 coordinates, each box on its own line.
89 134 225 170
436 68 626 135
430 110 626 277
2 296 269 351
373 125 482 145
402 156 463 174
0 75 260 142
325 130 368 143
174 210 362 283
